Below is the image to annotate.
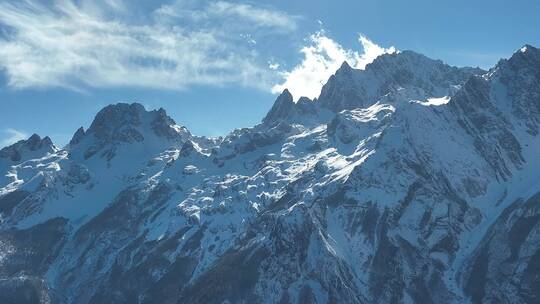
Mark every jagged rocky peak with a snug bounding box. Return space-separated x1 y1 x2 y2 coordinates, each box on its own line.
0 133 56 162
87 103 147 142
369 49 439 68
322 60 357 86
368 49 482 76
26 133 53 150
152 107 191 140
262 89 319 126
512 44 540 61
263 51 485 127
69 127 86 146
66 102 195 161
488 44 540 133
493 44 540 75
336 60 354 76
72 102 190 145
318 50 484 112
262 89 294 124
296 96 313 106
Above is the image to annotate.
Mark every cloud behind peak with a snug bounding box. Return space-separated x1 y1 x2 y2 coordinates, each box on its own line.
272 31 396 100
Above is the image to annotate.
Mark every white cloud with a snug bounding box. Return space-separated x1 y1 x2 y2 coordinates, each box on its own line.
268 61 280 70
154 1 298 32
1 128 28 147
0 0 295 90
272 31 396 100
207 1 298 32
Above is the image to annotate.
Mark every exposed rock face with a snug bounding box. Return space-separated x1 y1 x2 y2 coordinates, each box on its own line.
67 103 193 161
263 89 295 124
462 193 540 304
490 45 540 134
1 45 540 304
263 89 321 127
69 127 85 146
317 51 484 112
0 134 56 163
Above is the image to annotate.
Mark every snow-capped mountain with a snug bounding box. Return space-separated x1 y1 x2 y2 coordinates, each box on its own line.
1 45 540 304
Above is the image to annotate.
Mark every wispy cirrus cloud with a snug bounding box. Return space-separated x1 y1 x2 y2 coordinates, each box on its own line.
1 128 28 147
272 31 396 100
0 0 297 91
206 1 298 32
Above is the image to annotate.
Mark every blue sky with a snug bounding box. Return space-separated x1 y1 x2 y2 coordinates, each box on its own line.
1 0 539 147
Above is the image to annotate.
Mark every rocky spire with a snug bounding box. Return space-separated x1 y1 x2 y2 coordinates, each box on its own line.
262 89 294 124
69 127 86 146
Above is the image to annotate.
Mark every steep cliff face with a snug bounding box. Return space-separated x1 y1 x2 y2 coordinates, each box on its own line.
1 45 540 304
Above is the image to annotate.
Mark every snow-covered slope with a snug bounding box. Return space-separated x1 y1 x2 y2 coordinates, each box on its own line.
1 45 540 304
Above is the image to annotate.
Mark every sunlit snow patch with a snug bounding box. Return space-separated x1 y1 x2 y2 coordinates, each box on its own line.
416 96 450 106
